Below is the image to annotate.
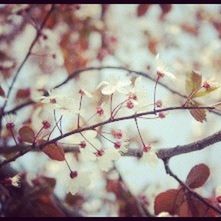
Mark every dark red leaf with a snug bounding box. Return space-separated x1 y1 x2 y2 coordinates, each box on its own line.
137 4 150 17
154 189 180 215
16 88 31 99
186 164 210 189
18 126 35 143
42 143 65 161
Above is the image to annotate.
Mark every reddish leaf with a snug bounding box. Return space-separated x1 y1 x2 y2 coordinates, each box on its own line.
137 4 150 17
186 164 210 189
18 126 35 143
154 189 180 215
42 143 65 161
178 201 191 217
185 70 202 95
189 108 207 123
0 86 5 97
159 4 172 15
16 88 31 99
187 100 207 123
186 196 218 217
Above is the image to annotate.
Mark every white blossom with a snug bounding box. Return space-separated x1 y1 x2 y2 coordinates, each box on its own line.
10 174 21 187
97 78 131 95
140 150 159 167
97 148 121 172
157 212 171 217
128 77 150 112
62 130 101 162
67 171 91 195
155 54 176 80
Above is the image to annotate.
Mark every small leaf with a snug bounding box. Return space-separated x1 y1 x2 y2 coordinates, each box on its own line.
18 126 35 143
42 143 65 161
0 86 5 98
186 164 210 189
185 71 202 95
137 4 150 17
188 100 207 123
154 189 179 215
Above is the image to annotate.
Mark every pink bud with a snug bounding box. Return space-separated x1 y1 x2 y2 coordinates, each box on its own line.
79 89 85 96
70 171 78 179
143 144 151 152
42 120 51 129
6 122 15 130
158 112 166 119
114 141 121 149
95 149 104 157
80 141 86 148
156 100 162 108
126 100 134 109
96 106 104 116
112 130 123 139
202 81 211 90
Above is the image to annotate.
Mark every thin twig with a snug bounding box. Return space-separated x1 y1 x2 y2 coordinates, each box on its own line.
0 4 55 134
134 117 145 147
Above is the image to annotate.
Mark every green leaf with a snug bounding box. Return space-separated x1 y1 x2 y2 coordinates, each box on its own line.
185 71 202 95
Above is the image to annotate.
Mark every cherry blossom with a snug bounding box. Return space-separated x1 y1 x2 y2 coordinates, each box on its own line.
3 114 17 129
155 54 176 80
67 170 91 195
140 147 159 167
95 102 110 121
96 148 121 172
114 140 129 154
8 174 21 188
62 130 101 162
96 78 131 95
128 77 150 112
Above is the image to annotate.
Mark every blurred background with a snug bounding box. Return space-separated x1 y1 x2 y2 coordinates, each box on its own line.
1 4 221 217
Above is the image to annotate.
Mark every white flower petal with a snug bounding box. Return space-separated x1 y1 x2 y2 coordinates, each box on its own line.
102 85 116 95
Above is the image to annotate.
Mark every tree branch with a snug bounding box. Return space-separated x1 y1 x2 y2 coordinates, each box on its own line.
4 65 221 118
157 129 221 160
0 105 214 168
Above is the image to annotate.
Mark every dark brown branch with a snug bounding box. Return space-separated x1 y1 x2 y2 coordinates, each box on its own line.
157 129 221 160
162 159 221 215
4 100 34 116
0 105 214 168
